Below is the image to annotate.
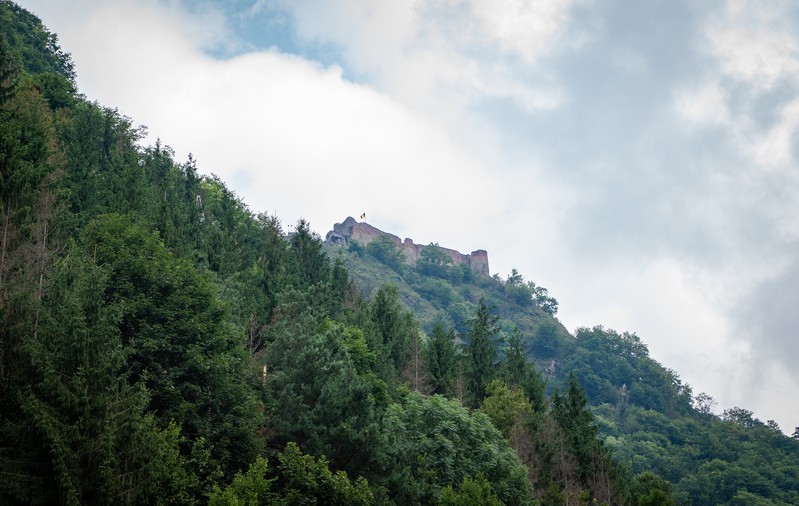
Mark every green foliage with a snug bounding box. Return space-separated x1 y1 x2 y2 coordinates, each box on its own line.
425 319 458 396
348 239 365 256
0 37 18 106
527 281 558 316
564 326 693 416
502 327 546 411
365 234 405 272
288 219 331 288
367 284 416 382
209 444 373 506
0 73 57 218
721 406 761 429
417 242 457 280
265 303 384 475
631 472 675 506
0 251 191 505
481 380 533 440
552 374 600 481
466 298 501 406
274 443 374 505
58 103 146 223
597 402 799 505
377 392 533 505
0 0 76 108
438 474 503 506
79 214 263 485
415 276 458 307
209 456 276 506
501 269 558 315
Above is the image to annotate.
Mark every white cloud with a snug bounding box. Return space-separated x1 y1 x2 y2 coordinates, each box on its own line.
674 81 730 126
276 0 574 116
707 2 799 92
751 98 799 168
29 0 503 249
469 0 574 63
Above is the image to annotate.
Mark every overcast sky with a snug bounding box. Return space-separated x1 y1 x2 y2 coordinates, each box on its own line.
19 0 799 432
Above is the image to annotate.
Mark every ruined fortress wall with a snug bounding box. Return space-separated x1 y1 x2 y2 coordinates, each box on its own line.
326 216 490 276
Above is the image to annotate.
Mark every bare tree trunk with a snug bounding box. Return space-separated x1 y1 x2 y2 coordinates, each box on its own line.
0 202 10 290
404 330 432 394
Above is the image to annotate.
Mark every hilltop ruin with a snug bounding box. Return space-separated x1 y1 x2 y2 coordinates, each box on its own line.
325 216 489 276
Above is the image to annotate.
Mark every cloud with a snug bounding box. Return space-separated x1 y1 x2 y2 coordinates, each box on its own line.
27 0 506 251
707 1 799 92
675 81 730 127
469 0 573 63
269 0 576 117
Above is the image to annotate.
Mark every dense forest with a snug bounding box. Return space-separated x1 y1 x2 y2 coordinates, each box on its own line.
0 2 798 504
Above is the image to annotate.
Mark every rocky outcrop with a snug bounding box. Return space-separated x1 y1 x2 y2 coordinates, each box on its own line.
326 216 489 276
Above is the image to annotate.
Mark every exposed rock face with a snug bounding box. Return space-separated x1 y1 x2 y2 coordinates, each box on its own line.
326 216 489 276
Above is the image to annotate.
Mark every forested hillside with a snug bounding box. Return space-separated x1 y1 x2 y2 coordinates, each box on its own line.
1 2 797 505
331 237 799 505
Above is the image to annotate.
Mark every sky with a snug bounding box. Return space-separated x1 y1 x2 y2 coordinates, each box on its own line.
19 0 799 432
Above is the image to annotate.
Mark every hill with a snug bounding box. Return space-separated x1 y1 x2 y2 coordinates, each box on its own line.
0 2 797 505
323 217 799 505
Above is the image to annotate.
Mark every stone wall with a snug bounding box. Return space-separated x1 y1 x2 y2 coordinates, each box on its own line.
326 216 490 276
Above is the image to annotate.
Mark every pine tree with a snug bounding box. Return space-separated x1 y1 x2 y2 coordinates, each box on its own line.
79 214 263 485
502 327 546 411
2 252 186 505
466 298 500 406
0 38 18 106
426 320 458 396
368 284 414 382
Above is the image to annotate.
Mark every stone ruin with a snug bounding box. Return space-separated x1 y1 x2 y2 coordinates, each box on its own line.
325 216 489 276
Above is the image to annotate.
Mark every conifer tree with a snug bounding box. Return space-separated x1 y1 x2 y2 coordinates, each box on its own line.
2 252 187 505
368 284 414 382
426 320 458 396
466 297 500 406
502 327 546 411
79 214 262 484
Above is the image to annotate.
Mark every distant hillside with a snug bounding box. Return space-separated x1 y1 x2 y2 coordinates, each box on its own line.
324 216 799 505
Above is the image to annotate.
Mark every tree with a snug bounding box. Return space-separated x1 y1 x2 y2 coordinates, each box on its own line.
404 327 432 394
79 214 263 485
425 320 458 396
693 392 717 416
501 327 546 411
377 392 533 505
209 443 373 506
0 37 18 106
368 284 415 382
722 407 761 429
288 218 330 288
365 234 405 272
1 252 190 505
481 380 533 442
265 305 382 476
632 471 676 506
551 373 610 493
466 298 500 406
416 242 453 279
531 319 559 359
439 474 503 506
